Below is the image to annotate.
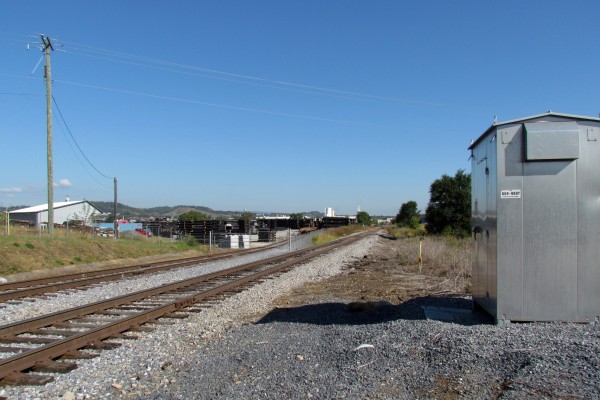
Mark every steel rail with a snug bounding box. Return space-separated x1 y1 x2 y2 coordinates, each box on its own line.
0 254 225 290
0 258 305 382
0 247 300 337
0 241 284 302
0 231 370 383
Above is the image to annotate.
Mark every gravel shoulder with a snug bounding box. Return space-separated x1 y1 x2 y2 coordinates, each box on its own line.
2 232 599 400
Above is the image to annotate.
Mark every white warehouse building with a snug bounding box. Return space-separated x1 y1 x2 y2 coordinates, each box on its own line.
9 200 102 228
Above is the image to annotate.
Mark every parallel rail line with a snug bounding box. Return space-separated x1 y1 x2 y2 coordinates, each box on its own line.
0 241 282 303
0 232 369 385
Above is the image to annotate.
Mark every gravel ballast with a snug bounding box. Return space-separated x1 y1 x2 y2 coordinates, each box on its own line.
1 233 599 400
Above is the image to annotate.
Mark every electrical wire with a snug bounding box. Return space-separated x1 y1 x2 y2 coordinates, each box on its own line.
2 31 486 113
7 31 442 107
62 50 379 104
9 33 416 106
1 71 393 128
0 92 41 96
2 32 483 138
61 40 445 107
51 95 113 180
53 78 392 128
52 106 112 190
3 32 477 129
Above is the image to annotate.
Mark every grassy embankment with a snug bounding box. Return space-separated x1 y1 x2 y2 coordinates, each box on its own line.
0 227 209 278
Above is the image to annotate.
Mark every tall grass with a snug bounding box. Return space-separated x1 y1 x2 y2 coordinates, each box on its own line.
385 225 472 294
384 224 426 239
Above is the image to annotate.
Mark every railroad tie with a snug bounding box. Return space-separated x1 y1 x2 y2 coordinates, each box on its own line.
0 371 54 386
82 341 121 350
59 350 98 360
32 359 77 374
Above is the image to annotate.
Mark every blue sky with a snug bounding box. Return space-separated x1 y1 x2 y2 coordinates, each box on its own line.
1 1 599 216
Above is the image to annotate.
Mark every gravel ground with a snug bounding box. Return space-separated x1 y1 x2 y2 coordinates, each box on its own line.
144 315 599 400
1 232 599 400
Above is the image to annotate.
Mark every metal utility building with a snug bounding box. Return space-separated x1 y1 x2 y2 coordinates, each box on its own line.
9 200 102 228
469 112 600 323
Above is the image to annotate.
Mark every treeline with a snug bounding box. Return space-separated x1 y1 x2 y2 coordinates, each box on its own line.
395 170 471 237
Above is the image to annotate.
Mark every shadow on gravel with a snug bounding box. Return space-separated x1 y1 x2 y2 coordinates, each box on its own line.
377 233 397 240
257 296 494 326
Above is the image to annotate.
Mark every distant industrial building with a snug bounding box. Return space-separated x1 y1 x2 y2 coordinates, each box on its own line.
9 200 102 228
470 112 600 323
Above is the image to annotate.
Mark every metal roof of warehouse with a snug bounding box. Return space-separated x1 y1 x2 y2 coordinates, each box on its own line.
10 200 91 213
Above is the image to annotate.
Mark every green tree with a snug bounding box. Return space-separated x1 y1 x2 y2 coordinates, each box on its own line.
356 211 373 225
289 213 304 219
239 211 253 234
425 169 471 237
241 211 253 220
395 201 420 228
178 210 209 222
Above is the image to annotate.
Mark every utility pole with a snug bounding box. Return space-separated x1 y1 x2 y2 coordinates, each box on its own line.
42 34 54 236
113 177 118 239
4 208 9 236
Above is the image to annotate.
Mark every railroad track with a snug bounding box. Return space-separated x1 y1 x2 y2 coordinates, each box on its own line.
0 240 283 303
0 231 370 386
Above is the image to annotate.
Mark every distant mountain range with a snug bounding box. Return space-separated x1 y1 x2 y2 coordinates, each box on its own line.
91 201 243 219
90 201 324 219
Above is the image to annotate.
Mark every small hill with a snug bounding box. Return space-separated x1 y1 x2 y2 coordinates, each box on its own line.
90 202 240 219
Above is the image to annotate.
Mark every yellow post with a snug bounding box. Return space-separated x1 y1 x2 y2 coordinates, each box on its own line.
418 237 424 274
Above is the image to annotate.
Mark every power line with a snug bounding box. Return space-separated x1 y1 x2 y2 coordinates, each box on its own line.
61 40 445 107
53 110 112 190
3 32 482 112
52 78 392 128
51 94 113 180
66 49 425 106
0 92 41 96
16 33 391 104
2 71 394 128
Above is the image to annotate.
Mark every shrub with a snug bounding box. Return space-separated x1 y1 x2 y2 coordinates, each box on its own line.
184 235 199 247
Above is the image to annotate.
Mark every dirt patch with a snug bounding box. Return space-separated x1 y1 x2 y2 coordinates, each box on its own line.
273 233 471 308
